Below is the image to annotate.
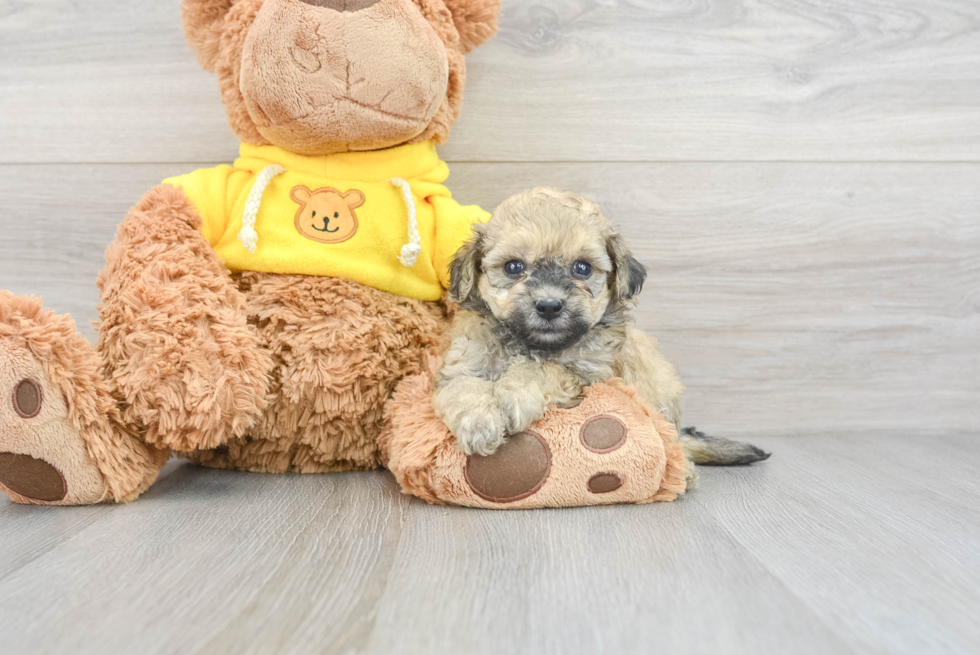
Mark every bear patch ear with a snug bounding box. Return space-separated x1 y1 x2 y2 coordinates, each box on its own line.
182 0 236 72
343 189 366 209
290 186 313 204
443 0 503 53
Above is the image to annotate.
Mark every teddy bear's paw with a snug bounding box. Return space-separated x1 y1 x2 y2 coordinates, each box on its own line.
461 414 634 505
454 405 509 457
0 340 110 505
459 412 631 505
453 385 687 508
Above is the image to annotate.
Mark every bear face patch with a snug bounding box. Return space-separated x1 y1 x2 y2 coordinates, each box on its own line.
290 186 364 244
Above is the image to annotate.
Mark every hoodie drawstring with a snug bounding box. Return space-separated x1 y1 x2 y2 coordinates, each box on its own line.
238 164 285 254
388 177 421 267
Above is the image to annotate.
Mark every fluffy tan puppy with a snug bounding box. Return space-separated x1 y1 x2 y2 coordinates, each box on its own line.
433 187 769 470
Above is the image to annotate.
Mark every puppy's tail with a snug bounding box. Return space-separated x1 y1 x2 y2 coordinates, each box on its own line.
679 427 771 466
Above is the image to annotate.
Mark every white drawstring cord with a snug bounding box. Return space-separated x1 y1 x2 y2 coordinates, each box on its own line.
238 164 285 254
389 177 421 267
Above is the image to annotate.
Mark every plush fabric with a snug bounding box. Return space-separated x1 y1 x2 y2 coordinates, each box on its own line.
183 272 446 473
240 0 450 154
163 141 489 300
182 0 497 154
0 293 165 504
0 0 506 505
380 357 689 508
97 184 274 453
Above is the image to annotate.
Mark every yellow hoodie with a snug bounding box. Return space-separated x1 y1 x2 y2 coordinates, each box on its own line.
163 141 488 301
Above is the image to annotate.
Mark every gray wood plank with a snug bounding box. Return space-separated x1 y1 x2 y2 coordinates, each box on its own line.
0 459 185 583
1 0 979 164
699 433 980 655
2 162 977 436
361 486 851 655
0 461 850 655
0 467 413 655
0 435 977 654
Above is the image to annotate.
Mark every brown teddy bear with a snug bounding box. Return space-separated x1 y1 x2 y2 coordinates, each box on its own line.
0 0 502 505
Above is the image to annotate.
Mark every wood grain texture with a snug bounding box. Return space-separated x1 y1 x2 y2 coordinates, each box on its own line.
0 435 977 655
1 0 979 163
2 162 977 436
699 434 980 655
1 0 979 653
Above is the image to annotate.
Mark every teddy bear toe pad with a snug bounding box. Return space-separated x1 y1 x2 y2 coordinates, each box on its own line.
587 472 623 494
580 415 628 453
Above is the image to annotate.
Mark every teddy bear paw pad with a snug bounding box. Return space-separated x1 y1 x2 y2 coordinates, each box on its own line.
587 472 623 494
0 452 67 502
0 342 109 505
465 431 552 503
580 415 628 453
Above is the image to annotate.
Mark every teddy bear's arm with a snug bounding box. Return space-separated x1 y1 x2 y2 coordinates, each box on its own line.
96 184 273 453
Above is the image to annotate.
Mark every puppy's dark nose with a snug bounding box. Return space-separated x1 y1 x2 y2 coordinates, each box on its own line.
536 299 564 321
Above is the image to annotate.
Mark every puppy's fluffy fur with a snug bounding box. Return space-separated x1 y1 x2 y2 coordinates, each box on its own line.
433 187 768 472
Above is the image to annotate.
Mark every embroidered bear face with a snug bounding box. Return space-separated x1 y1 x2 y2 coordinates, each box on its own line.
290 186 365 244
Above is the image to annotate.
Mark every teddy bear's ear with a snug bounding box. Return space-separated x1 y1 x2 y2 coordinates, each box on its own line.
182 0 236 72
442 0 502 53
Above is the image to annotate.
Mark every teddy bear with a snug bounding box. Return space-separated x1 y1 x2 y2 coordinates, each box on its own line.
0 0 504 505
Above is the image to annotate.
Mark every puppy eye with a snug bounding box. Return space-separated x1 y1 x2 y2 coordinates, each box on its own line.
503 260 526 277
572 261 593 278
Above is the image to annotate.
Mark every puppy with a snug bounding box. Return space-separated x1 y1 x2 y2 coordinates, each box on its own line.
433 187 768 473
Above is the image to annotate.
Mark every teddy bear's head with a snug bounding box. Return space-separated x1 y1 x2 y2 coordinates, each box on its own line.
183 0 501 156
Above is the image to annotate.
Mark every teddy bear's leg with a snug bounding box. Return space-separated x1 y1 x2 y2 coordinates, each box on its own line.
96 185 274 453
184 274 445 473
0 292 166 505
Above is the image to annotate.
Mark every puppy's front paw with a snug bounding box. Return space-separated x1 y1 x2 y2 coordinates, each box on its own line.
454 408 509 456
496 391 544 436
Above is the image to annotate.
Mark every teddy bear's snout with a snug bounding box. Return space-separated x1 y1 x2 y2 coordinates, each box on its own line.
298 0 382 12
241 0 450 153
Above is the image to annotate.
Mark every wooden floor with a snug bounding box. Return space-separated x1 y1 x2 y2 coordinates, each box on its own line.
0 435 977 654
1 0 978 653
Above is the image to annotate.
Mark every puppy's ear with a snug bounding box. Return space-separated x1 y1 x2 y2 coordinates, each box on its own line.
449 226 486 304
607 232 647 301
443 0 502 53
